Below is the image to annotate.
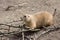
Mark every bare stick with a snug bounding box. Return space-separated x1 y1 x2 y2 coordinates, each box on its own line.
22 32 24 40
36 27 60 40
1 36 2 40
5 6 14 11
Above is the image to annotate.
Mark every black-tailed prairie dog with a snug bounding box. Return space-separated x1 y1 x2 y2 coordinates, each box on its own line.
22 9 56 30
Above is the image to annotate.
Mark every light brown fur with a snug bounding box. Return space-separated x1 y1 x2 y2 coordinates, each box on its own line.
22 11 55 29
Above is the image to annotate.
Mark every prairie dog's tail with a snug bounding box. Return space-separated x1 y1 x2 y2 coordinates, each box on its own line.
53 9 57 16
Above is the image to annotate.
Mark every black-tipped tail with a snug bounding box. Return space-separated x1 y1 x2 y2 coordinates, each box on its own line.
53 9 57 16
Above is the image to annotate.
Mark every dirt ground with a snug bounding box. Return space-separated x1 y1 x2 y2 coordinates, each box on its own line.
0 0 60 40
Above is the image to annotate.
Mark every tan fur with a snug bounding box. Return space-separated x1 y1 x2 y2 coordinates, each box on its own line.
22 11 54 29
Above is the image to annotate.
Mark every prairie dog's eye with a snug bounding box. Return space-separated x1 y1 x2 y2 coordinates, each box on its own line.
24 16 26 18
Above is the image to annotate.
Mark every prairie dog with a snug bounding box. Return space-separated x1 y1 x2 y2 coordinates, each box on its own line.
21 9 56 29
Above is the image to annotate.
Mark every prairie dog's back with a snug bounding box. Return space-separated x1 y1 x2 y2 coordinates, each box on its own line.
33 11 53 27
33 11 53 20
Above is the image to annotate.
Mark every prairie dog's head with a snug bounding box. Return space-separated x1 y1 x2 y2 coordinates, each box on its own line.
21 14 32 22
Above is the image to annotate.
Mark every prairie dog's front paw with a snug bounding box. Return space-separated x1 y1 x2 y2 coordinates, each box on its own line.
29 28 35 30
25 26 30 29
